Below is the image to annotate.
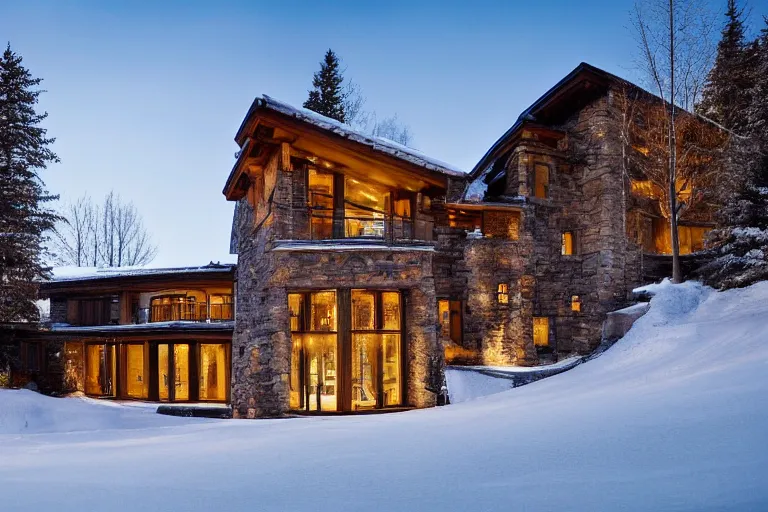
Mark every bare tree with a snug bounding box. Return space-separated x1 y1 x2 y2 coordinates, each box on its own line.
368 113 414 146
342 80 414 147
631 0 717 282
54 191 157 267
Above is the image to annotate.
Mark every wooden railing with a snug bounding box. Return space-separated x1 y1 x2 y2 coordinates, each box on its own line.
150 303 233 323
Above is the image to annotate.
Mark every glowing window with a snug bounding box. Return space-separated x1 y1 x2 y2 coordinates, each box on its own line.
562 232 574 255
308 169 334 240
497 283 509 304
571 295 581 312
533 317 549 346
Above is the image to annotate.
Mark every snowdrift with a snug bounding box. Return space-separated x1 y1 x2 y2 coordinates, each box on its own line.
2 280 767 511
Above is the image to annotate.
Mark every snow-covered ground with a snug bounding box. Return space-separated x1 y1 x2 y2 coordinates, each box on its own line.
2 280 768 511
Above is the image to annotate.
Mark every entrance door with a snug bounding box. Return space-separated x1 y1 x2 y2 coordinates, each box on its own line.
350 290 402 410
85 343 116 396
158 343 191 401
289 291 338 412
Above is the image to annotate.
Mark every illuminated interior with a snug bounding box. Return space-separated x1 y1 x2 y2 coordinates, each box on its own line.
125 343 147 398
289 291 338 411
82 340 230 402
497 284 509 304
438 299 463 345
345 177 389 238
158 343 190 401
571 296 581 312
652 220 709 255
289 289 403 412
533 317 550 346
85 343 116 396
200 344 228 401
534 164 549 199
308 169 334 239
562 232 574 255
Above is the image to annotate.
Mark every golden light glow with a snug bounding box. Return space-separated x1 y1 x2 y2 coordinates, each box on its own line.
571 296 581 312
125 344 147 399
200 344 228 401
562 232 574 256
533 317 549 347
497 283 509 304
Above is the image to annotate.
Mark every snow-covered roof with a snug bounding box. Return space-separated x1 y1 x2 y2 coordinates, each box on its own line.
49 321 234 333
47 263 236 283
256 95 466 178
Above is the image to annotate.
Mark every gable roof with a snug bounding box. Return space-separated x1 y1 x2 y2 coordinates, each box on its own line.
223 95 465 200
468 62 618 179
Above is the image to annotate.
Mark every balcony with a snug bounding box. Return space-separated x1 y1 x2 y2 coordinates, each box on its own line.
149 302 233 323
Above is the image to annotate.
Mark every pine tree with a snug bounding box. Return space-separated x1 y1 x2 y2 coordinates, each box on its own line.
700 21 768 289
303 49 346 123
697 0 754 132
0 44 60 323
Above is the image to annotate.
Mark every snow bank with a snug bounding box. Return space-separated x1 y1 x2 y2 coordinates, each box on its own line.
0 390 205 435
445 369 515 403
2 281 768 511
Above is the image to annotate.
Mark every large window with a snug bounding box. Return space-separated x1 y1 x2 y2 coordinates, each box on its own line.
288 289 404 412
125 343 147 399
351 290 402 410
306 168 416 240
200 344 228 401
85 343 116 396
289 291 338 412
151 295 204 322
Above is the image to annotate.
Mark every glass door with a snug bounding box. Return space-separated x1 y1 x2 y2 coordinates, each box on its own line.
85 343 117 397
157 343 190 401
289 291 338 412
351 290 402 410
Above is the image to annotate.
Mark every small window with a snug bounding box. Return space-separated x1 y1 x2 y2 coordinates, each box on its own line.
533 317 549 346
497 284 509 304
562 231 574 256
571 295 581 312
534 164 549 199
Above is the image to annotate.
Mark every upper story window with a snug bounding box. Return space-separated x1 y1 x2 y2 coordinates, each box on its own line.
150 295 202 322
308 169 334 240
345 177 389 238
305 167 416 241
533 164 549 199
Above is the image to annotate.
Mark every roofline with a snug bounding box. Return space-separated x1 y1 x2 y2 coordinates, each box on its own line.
41 264 236 292
469 62 736 179
469 62 616 178
224 95 465 199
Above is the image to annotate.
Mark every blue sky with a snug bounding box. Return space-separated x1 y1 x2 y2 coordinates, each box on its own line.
1 0 764 267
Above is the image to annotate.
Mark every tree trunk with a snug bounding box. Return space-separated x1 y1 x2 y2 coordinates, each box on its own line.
669 0 683 283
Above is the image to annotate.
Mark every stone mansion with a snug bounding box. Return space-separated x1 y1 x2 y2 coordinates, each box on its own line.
5 63 719 418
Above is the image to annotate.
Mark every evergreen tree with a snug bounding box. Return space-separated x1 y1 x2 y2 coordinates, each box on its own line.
697 0 753 132
0 44 59 322
700 20 768 289
303 49 346 123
